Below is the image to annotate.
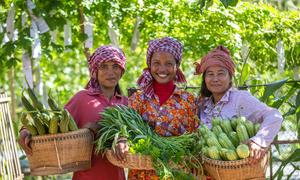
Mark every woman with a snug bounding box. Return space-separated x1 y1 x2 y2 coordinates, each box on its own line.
194 45 283 164
19 45 129 180
127 37 199 179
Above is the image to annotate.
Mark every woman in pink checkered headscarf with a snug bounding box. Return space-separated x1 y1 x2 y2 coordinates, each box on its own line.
65 45 128 180
19 45 129 180
128 37 199 179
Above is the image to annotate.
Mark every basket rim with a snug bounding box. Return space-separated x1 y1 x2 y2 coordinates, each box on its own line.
31 128 91 141
105 149 154 170
201 154 252 167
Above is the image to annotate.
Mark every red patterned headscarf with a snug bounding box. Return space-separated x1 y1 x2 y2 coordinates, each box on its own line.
194 45 235 76
86 45 126 92
137 37 186 98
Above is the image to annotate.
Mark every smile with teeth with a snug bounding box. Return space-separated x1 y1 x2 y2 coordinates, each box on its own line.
157 74 167 78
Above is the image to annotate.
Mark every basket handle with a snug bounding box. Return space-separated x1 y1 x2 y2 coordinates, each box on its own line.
54 139 62 169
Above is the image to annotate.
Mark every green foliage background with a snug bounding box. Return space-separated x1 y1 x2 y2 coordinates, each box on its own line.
0 0 299 179
0 1 299 103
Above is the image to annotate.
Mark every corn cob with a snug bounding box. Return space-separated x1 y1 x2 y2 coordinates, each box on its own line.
218 133 235 150
236 116 247 125
20 113 38 136
49 115 59 134
60 109 70 133
230 117 238 130
199 125 209 136
40 113 50 127
202 146 209 157
225 149 239 161
208 146 221 160
34 114 47 135
228 131 239 147
25 80 45 111
21 92 36 112
67 111 78 131
47 90 61 112
212 117 221 127
236 144 250 159
236 123 249 143
212 125 223 134
220 120 233 134
244 120 255 137
220 148 229 160
206 136 222 149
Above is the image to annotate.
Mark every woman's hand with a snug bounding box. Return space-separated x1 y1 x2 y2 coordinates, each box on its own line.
114 137 129 162
84 122 100 138
246 140 268 165
18 129 32 155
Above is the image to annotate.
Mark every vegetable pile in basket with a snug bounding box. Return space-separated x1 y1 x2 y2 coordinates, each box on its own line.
21 85 78 136
198 117 260 161
95 105 202 179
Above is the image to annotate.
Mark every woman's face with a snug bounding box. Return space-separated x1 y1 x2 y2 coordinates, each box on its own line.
204 66 231 96
150 51 177 84
97 61 122 90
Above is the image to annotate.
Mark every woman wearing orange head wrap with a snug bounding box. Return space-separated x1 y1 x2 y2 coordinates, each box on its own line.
195 46 283 168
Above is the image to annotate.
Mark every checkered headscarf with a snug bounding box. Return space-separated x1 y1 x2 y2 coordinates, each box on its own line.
86 45 126 92
137 37 186 98
194 45 235 76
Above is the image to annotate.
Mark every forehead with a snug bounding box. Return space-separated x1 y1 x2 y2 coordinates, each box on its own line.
99 60 117 65
206 66 228 72
151 51 176 62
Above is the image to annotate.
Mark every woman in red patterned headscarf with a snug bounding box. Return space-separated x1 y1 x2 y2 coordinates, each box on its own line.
195 46 282 173
127 37 199 179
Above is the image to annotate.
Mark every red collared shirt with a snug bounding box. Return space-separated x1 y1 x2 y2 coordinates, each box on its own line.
65 89 128 180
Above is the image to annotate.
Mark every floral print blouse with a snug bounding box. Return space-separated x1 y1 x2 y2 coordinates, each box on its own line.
127 88 199 180
129 88 199 136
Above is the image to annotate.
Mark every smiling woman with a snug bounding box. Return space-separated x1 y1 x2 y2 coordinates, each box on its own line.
125 37 200 179
194 45 283 167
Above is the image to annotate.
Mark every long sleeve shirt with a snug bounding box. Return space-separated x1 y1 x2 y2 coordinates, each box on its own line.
198 88 283 147
65 89 128 180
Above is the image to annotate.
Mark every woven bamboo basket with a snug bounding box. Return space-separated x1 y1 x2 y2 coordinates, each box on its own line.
106 150 153 170
106 150 205 179
27 129 93 176
201 153 269 180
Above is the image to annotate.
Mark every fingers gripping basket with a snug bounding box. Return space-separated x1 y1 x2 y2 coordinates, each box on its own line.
201 153 269 180
27 129 93 176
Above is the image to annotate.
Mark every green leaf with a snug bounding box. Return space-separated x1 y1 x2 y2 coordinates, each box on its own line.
260 79 288 103
228 0 239 7
296 90 300 121
240 63 250 85
220 0 229 8
284 149 300 165
271 86 296 109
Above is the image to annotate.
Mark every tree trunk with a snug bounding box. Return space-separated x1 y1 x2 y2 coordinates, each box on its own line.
8 68 16 121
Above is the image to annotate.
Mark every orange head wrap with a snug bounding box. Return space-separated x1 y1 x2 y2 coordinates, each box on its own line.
194 45 235 76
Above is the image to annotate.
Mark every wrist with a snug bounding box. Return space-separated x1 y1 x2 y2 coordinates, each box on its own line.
87 128 97 137
117 137 127 143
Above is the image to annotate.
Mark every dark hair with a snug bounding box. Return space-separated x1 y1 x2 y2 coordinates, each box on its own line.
115 83 123 95
200 73 212 97
199 72 233 98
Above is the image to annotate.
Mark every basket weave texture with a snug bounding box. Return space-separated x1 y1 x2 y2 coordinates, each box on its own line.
201 153 269 180
106 150 154 170
106 150 205 179
27 129 93 176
